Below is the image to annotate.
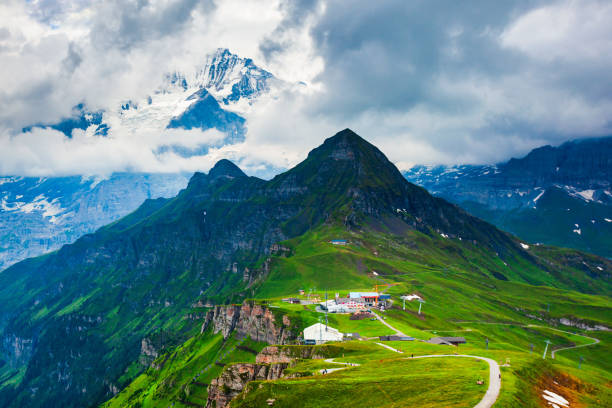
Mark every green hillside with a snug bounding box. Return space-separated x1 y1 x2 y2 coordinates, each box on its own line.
1 129 610 407
104 220 612 407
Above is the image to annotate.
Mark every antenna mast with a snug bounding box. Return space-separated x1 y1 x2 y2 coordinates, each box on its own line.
325 288 328 331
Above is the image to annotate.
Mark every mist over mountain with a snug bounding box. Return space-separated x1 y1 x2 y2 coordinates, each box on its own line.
0 49 276 272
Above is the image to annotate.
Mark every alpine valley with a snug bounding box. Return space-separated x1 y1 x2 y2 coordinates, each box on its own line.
0 129 610 408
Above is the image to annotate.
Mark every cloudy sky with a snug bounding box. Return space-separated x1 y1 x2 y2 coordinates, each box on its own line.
0 0 611 177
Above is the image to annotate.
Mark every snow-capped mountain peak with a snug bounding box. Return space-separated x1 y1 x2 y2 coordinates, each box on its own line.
161 48 274 107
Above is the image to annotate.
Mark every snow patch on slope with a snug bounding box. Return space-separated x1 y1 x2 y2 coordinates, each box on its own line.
533 190 545 203
542 390 569 407
1 194 65 224
576 189 595 201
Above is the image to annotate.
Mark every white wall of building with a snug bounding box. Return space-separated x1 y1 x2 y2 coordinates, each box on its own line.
303 323 344 344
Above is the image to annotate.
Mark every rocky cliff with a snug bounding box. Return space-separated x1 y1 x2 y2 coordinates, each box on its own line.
201 302 295 345
205 362 289 408
404 137 612 212
205 344 340 408
255 344 339 364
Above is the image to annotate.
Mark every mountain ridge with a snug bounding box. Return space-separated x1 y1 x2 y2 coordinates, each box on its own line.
404 136 612 257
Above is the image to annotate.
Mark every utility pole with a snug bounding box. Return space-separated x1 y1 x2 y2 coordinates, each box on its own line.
325 289 328 331
530 343 534 354
485 338 489 350
579 356 584 369
543 340 551 359
318 316 322 344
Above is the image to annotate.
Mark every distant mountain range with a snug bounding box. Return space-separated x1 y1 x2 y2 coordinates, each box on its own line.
1 48 276 271
403 137 612 258
0 129 609 407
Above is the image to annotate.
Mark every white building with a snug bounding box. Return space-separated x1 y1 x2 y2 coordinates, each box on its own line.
303 323 344 344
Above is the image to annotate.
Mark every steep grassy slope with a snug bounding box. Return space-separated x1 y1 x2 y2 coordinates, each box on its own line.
257 223 611 299
102 330 267 408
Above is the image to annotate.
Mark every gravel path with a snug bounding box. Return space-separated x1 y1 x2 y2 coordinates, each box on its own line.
370 311 406 336
525 324 601 358
408 354 501 408
454 322 602 359
375 342 403 353
318 358 361 374
321 352 500 407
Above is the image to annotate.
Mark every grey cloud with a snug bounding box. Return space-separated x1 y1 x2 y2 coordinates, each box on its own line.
61 42 82 73
27 0 92 24
89 0 215 51
0 27 10 40
308 0 533 116
260 0 321 59
283 0 612 164
2 0 612 177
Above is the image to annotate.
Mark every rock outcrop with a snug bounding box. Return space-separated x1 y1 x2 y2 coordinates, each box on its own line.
0 334 33 367
205 344 343 408
205 362 288 408
255 345 337 364
201 302 296 344
138 337 159 366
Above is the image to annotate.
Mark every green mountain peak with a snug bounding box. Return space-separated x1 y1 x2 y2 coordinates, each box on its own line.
208 159 246 180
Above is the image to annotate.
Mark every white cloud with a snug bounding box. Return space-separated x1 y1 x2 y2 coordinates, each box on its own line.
500 0 612 63
0 125 227 177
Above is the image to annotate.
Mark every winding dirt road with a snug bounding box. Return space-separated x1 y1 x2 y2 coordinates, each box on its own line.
371 311 406 336
369 317 501 407
408 355 501 408
525 324 601 358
